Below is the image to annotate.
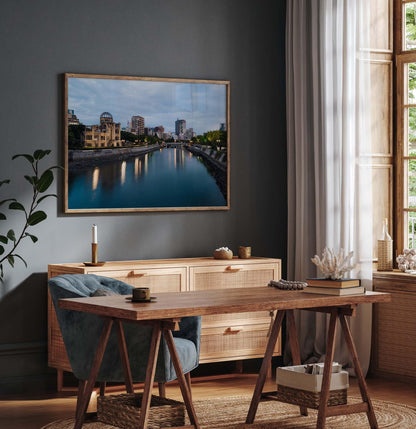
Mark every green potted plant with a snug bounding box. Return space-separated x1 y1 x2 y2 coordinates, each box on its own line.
0 149 60 280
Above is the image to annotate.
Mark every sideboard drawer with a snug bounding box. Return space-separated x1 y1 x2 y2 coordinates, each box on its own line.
97 267 187 293
190 263 278 326
199 323 281 363
190 263 278 291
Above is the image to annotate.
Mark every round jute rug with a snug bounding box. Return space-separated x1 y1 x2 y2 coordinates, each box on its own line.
42 395 416 429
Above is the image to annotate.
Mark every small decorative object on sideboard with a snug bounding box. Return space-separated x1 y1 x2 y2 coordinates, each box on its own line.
311 247 355 280
83 224 105 266
377 218 393 271
238 246 251 259
268 279 307 290
396 248 416 272
213 246 233 260
91 224 98 263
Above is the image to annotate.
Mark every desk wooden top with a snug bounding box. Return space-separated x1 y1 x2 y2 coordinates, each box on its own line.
59 287 391 321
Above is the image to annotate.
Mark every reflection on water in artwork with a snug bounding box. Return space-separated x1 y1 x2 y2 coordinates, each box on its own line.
68 148 226 209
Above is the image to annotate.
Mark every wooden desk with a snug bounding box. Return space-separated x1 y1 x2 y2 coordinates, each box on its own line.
60 286 390 429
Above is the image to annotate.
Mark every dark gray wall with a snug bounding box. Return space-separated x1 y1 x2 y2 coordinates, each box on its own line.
0 0 286 392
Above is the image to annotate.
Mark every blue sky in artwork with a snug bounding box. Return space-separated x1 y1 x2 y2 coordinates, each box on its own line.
68 77 227 135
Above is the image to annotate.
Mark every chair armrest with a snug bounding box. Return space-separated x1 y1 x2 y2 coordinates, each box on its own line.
173 316 201 354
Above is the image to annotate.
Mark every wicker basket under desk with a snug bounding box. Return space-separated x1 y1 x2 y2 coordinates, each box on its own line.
273 364 348 408
267 385 347 409
97 393 185 429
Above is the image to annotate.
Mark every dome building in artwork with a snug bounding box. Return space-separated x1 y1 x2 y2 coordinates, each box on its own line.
82 112 121 148
100 112 113 123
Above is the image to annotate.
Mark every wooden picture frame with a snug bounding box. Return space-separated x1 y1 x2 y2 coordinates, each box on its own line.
64 73 230 213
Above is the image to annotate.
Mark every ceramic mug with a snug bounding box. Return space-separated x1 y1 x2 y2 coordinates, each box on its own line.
133 287 150 301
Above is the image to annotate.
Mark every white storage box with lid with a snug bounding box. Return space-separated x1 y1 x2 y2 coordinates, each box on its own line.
275 363 349 408
276 364 349 392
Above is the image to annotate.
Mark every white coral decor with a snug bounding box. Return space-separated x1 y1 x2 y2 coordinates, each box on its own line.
311 247 355 280
396 248 416 272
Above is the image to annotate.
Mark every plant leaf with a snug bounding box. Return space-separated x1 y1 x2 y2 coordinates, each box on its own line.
33 149 51 160
7 229 16 241
0 198 15 207
7 255 14 267
25 233 38 243
36 194 57 205
0 245 4 255
14 254 27 268
24 175 37 186
27 211 47 225
36 170 53 193
46 165 64 171
0 235 8 244
0 213 6 220
9 202 25 211
0 179 10 187
12 154 34 163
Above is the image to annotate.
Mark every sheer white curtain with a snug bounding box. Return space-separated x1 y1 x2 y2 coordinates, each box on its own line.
286 0 372 374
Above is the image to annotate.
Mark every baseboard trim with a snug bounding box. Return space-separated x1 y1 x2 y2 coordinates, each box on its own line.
0 373 58 395
0 341 56 394
0 340 46 355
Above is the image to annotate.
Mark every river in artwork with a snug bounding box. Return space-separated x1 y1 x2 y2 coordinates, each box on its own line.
68 148 226 209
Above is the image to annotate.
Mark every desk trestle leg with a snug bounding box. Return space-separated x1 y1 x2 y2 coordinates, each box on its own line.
286 309 308 416
74 319 114 429
138 322 162 428
246 309 285 424
164 328 200 428
339 313 378 428
316 309 338 428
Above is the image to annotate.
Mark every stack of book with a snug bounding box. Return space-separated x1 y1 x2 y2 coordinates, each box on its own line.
304 278 365 295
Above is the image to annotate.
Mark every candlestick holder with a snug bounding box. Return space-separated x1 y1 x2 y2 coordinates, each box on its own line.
92 243 98 263
83 243 105 266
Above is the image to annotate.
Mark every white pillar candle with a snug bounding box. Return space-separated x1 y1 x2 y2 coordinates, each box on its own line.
92 224 98 244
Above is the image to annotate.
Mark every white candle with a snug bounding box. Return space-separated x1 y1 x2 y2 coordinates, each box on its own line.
92 224 98 244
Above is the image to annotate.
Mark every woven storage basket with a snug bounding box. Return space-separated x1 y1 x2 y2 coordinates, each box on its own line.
97 394 185 429
213 249 233 260
377 239 393 271
275 385 347 409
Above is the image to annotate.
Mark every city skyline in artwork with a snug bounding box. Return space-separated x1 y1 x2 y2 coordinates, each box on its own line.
68 76 227 135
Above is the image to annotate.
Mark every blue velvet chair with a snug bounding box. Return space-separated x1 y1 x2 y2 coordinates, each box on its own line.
48 274 201 398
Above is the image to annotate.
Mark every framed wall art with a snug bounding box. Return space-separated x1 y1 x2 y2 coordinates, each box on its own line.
64 73 230 213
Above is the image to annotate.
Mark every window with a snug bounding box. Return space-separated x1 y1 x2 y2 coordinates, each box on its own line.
395 1 416 250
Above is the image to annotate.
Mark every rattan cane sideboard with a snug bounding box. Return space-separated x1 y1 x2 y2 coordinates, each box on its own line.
48 257 281 390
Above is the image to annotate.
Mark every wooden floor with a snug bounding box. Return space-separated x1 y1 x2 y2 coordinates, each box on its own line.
0 374 415 429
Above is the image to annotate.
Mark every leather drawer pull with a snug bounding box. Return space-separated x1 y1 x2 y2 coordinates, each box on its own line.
225 266 244 273
224 327 242 335
128 271 147 277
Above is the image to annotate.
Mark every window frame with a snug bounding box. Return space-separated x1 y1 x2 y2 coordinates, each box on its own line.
394 0 416 252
